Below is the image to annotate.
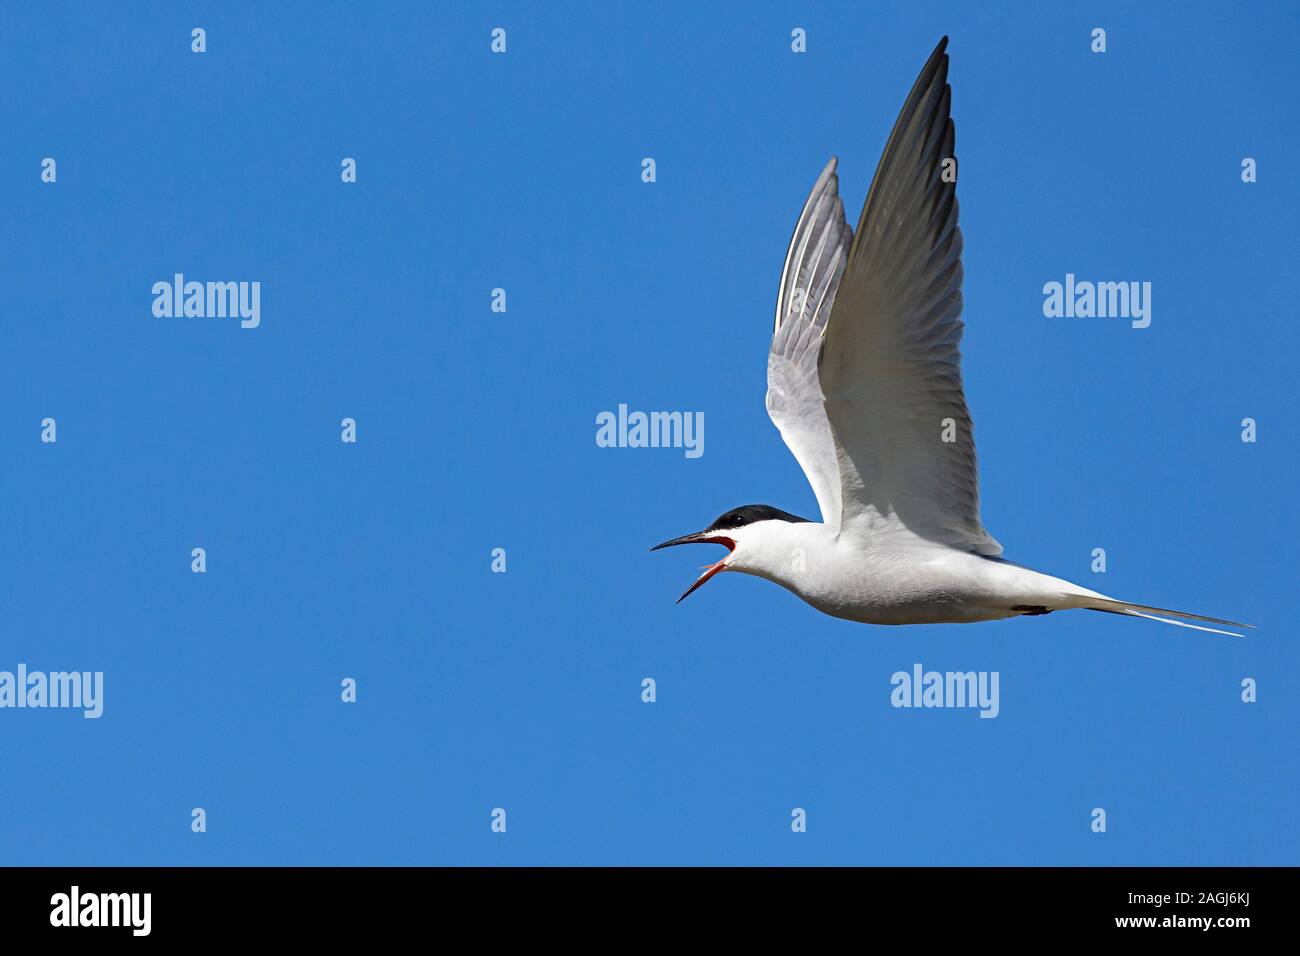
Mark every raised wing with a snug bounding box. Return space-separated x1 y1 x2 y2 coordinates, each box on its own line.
818 37 1002 555
766 157 853 529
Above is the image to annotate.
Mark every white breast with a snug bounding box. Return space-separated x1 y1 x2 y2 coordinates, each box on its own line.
733 522 1064 626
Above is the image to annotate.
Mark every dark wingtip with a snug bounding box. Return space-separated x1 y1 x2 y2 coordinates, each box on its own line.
932 36 950 72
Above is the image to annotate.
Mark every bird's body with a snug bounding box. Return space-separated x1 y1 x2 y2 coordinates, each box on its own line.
652 37 1249 638
714 516 1096 626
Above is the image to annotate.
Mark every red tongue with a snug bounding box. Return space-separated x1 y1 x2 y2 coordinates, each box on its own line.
699 535 736 552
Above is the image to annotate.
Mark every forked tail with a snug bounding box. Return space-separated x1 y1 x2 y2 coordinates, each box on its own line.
1077 595 1253 638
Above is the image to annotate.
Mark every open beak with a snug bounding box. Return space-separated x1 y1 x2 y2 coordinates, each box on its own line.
650 532 736 604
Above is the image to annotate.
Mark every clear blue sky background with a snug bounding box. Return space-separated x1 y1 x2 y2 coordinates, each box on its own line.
2 1 1296 866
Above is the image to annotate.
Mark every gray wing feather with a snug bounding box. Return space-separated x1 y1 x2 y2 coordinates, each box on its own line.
818 37 1002 555
766 157 853 529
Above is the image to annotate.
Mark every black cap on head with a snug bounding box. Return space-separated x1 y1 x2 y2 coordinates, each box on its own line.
707 504 810 531
650 504 811 554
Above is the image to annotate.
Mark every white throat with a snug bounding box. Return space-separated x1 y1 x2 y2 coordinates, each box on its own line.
724 519 837 591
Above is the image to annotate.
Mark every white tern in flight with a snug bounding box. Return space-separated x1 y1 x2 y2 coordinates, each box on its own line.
653 37 1250 637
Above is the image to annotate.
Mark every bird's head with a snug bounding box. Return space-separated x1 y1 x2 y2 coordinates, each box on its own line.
651 504 812 603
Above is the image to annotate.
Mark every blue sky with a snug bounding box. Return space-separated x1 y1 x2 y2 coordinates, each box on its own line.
2 1 1296 865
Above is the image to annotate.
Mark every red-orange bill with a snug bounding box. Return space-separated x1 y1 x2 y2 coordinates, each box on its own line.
649 531 736 603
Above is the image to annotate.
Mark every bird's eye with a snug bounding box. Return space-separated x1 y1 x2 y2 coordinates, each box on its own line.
731 514 746 527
